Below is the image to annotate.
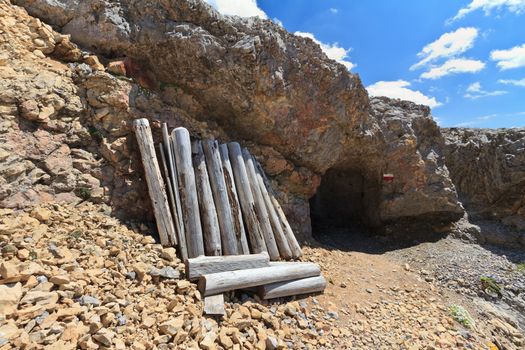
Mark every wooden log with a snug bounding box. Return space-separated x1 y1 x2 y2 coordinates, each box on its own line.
198 262 321 296
172 127 204 258
255 161 302 259
192 141 222 256
185 252 270 281
157 143 178 245
252 155 292 259
132 119 176 247
163 124 187 261
203 294 225 316
271 196 302 258
258 276 326 299
202 140 237 255
219 144 249 254
227 142 266 254
242 148 280 260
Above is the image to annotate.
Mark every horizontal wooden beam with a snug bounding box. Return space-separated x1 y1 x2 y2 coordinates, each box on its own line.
185 252 270 281
259 275 326 299
198 262 321 296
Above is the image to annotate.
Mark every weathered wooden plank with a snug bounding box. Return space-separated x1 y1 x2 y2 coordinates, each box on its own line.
227 142 266 254
192 140 222 256
158 142 178 245
133 118 175 247
255 161 302 259
202 140 237 255
163 124 187 260
185 252 270 281
219 144 249 254
198 262 321 296
270 196 302 258
259 275 326 299
242 148 280 260
252 155 292 259
204 294 225 316
172 127 204 258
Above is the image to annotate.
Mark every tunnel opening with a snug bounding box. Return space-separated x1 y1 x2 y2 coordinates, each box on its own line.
309 167 382 249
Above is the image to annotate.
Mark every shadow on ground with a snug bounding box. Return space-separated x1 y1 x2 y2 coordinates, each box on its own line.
309 222 447 255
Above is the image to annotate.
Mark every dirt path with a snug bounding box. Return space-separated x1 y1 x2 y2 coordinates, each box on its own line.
305 226 525 349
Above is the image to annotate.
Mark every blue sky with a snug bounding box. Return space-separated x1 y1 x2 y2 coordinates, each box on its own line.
205 0 525 128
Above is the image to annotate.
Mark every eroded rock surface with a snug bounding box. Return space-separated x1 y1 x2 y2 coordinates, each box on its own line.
0 1 95 208
3 0 466 239
443 128 525 233
372 98 463 225
0 0 226 220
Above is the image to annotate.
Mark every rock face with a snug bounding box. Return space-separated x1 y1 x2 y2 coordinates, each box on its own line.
0 1 96 209
3 0 465 239
0 0 220 220
372 98 464 225
443 128 525 231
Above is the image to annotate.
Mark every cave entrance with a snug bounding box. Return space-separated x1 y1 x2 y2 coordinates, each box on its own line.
309 168 381 246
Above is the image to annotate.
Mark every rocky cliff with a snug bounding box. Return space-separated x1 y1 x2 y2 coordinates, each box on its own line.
2 0 465 239
443 128 525 234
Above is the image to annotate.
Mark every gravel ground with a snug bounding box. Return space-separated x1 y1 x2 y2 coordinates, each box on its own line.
313 224 525 349
387 237 525 326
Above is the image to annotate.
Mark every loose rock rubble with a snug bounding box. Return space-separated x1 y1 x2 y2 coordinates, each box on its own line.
1 203 512 349
389 237 525 349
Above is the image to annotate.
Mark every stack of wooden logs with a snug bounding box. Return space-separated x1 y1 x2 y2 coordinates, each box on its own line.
186 253 326 314
133 119 326 308
133 118 301 261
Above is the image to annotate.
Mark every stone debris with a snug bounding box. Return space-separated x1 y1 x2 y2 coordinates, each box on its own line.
0 203 334 349
0 203 505 349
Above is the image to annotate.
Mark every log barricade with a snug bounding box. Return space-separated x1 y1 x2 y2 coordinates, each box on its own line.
133 120 321 302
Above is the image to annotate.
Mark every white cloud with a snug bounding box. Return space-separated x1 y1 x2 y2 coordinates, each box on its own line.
420 58 485 79
366 80 442 108
466 82 482 92
450 0 525 22
294 31 355 70
498 77 525 86
329 8 339 14
410 27 479 70
205 0 267 19
464 82 507 99
490 43 525 70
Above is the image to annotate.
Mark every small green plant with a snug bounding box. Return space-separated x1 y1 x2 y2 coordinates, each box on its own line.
29 250 38 260
137 84 153 97
74 187 92 201
449 304 475 328
88 126 103 143
480 276 502 297
70 230 82 240
516 262 525 272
